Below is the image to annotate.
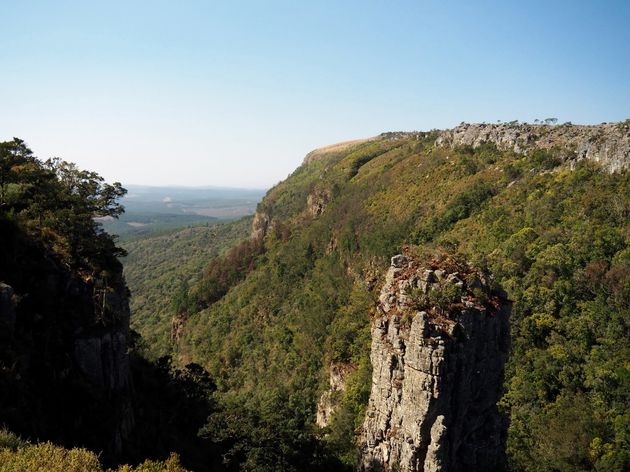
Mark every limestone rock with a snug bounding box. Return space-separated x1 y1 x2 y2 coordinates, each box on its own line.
316 362 355 428
435 122 630 173
251 210 271 239
391 254 411 268
359 256 510 471
74 330 130 393
307 187 332 217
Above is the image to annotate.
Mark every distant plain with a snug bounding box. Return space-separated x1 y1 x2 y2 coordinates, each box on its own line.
99 184 266 239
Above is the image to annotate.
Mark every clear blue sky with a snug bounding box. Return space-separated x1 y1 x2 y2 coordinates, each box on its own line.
1 0 628 188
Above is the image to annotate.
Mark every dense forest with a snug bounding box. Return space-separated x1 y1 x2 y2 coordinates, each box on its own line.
1 123 629 471
122 218 252 359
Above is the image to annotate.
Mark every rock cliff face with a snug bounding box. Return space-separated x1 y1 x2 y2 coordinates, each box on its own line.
316 362 355 428
0 283 16 337
307 186 332 217
72 280 134 454
359 255 510 472
0 224 133 459
251 209 272 239
300 122 628 176
436 122 629 173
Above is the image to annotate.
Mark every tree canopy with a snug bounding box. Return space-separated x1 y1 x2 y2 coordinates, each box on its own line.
0 138 127 271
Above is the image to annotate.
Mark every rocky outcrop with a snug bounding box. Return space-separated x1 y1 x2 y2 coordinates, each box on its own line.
316 362 355 428
359 255 510 472
251 209 272 239
0 282 16 336
74 331 130 394
0 225 134 460
307 186 332 217
73 323 134 453
170 312 188 343
436 122 630 173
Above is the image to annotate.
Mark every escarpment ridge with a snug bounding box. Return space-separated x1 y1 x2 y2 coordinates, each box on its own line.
302 121 629 173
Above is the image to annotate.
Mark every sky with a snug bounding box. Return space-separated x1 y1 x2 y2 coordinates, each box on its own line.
1 0 628 188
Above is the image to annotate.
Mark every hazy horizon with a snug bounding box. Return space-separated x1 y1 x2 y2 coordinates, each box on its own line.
124 183 268 191
2 0 628 187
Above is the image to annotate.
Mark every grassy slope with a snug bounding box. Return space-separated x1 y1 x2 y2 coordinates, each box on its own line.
121 217 252 359
151 132 626 470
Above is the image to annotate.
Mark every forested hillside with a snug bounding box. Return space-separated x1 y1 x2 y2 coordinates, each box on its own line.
122 218 252 359
163 122 629 471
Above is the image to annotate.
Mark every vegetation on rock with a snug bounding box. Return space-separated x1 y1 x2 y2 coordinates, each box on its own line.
0 139 219 471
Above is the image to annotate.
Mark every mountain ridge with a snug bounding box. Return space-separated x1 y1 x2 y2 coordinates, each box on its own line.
301 121 629 172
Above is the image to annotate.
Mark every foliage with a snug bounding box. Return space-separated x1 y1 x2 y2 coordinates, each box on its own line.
0 138 126 272
125 355 220 471
0 139 210 470
191 236 265 310
0 429 189 471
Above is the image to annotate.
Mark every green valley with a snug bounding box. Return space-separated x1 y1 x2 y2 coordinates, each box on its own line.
122 217 253 359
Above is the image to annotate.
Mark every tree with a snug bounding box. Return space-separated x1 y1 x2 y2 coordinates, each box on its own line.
44 158 126 218
0 138 37 207
0 138 127 271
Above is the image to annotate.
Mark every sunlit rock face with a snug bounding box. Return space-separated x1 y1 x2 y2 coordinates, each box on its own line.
316 362 355 428
359 255 510 472
436 122 630 173
251 209 272 239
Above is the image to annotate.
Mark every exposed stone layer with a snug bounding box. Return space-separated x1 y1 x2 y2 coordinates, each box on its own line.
436 122 629 173
359 255 510 472
301 122 628 174
0 229 133 459
307 186 332 217
0 282 16 336
251 210 272 239
316 362 355 428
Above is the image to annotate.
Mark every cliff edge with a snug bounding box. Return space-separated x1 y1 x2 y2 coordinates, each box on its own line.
0 221 133 459
435 122 629 173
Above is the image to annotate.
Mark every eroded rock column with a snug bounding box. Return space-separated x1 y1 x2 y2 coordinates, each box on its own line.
359 255 510 472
